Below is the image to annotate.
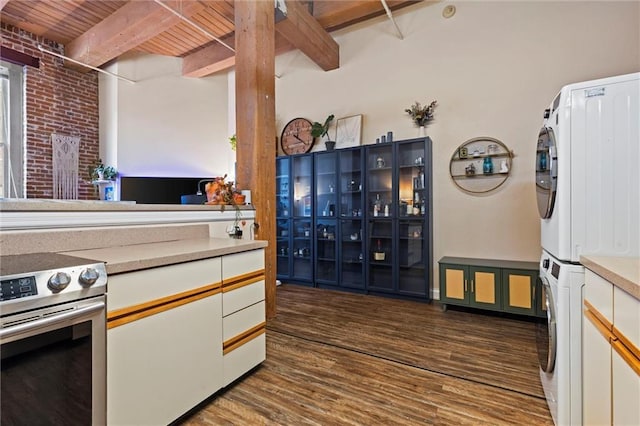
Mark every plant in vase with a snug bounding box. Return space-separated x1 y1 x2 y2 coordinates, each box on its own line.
88 159 117 181
405 100 437 136
204 175 246 238
311 114 335 150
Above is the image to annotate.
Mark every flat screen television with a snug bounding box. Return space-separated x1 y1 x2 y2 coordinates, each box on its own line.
119 177 213 204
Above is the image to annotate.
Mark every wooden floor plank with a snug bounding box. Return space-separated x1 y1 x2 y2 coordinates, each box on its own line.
179 285 552 425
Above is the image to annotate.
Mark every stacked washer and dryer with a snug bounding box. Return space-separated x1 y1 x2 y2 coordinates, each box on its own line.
535 72 639 426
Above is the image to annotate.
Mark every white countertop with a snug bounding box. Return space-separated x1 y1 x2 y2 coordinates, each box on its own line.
581 255 640 301
63 237 267 275
0 198 254 212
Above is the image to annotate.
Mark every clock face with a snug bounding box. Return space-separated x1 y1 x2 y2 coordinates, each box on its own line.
281 118 314 155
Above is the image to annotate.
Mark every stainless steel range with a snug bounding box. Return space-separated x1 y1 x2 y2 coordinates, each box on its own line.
1 252 107 425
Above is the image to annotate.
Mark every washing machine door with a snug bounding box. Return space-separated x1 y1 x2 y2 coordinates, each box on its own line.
536 127 557 219
536 276 557 372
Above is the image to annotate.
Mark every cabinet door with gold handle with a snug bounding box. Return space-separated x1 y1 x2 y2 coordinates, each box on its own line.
469 266 501 311
502 269 537 316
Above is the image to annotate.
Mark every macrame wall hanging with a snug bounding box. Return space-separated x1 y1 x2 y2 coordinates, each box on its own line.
51 133 80 199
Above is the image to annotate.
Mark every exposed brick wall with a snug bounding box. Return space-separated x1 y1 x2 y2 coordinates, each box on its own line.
2 23 99 200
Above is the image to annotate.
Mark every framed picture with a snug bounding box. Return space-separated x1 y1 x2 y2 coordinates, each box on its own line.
336 114 362 148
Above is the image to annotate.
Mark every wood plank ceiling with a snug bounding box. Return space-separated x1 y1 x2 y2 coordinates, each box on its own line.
0 0 426 77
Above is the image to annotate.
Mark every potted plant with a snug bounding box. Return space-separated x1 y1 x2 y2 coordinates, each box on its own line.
311 114 335 150
204 175 246 238
405 100 437 136
89 159 117 181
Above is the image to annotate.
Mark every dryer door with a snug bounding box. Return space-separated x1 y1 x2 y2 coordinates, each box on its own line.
536 127 558 219
536 276 557 373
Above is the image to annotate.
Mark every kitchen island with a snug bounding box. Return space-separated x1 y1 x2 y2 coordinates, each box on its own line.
67 237 267 425
0 199 268 425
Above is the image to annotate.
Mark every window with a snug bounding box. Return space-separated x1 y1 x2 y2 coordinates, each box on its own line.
1 60 25 198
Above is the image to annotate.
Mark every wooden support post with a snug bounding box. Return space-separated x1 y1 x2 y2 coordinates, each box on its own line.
235 1 277 319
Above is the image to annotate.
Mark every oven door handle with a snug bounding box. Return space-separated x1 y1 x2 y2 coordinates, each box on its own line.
0 301 104 340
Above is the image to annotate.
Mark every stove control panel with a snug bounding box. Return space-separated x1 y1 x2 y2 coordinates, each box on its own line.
0 276 38 301
0 254 107 316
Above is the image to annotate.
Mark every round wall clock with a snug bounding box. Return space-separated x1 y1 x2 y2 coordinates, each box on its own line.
281 117 314 155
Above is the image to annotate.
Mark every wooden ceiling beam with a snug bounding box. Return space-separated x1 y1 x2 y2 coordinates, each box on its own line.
184 0 339 78
274 0 338 71
65 0 204 72
0 0 10 12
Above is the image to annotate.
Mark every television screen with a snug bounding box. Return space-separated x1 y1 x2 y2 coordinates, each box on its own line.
119 177 213 204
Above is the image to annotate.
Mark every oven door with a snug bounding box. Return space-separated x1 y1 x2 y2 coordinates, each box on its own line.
1 296 106 426
536 276 557 373
536 126 558 219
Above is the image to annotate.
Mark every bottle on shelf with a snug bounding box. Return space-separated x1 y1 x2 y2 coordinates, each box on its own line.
373 194 381 217
384 204 389 217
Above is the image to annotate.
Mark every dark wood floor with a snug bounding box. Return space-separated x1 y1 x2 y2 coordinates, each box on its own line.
181 285 552 425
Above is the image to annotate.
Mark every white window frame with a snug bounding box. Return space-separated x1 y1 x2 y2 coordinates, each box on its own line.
1 60 25 198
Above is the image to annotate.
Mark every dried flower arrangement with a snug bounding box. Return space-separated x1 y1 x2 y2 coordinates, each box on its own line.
204 175 246 238
405 100 438 127
204 175 245 205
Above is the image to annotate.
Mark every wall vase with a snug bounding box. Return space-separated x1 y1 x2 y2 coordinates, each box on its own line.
418 126 426 137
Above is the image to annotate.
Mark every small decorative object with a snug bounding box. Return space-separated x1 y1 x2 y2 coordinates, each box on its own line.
500 159 509 173
472 148 481 157
329 183 335 193
487 144 497 155
335 114 362 148
459 147 468 159
483 156 493 174
373 239 385 261
89 158 118 181
376 156 385 168
350 232 359 241
465 163 476 176
281 117 314 155
381 135 386 143
229 134 237 151
387 131 393 142
415 156 424 166
52 133 80 199
376 138 380 144
311 114 335 151
405 100 438 136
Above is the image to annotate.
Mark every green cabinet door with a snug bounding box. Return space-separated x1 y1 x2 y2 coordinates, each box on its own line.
439 263 470 305
501 269 538 316
468 266 502 311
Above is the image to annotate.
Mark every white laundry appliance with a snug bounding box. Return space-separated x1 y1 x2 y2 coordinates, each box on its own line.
535 72 639 426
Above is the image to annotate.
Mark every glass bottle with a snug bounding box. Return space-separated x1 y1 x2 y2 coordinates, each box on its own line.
483 157 493 174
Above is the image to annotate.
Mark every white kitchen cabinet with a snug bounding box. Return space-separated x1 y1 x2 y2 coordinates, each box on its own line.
583 269 640 426
221 249 266 387
107 258 224 425
108 293 222 425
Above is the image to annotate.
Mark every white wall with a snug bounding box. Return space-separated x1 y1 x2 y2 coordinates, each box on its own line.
274 0 640 274
100 1 639 295
101 52 233 179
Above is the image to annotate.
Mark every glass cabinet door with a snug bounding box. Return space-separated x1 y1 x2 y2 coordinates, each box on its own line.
291 154 313 284
367 145 393 218
276 157 291 279
366 144 394 292
292 218 313 282
367 219 393 291
338 148 364 289
292 155 312 218
398 220 427 296
396 140 428 296
315 152 337 285
397 140 427 218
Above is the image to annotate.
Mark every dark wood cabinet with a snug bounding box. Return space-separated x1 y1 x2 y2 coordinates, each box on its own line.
276 138 432 301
